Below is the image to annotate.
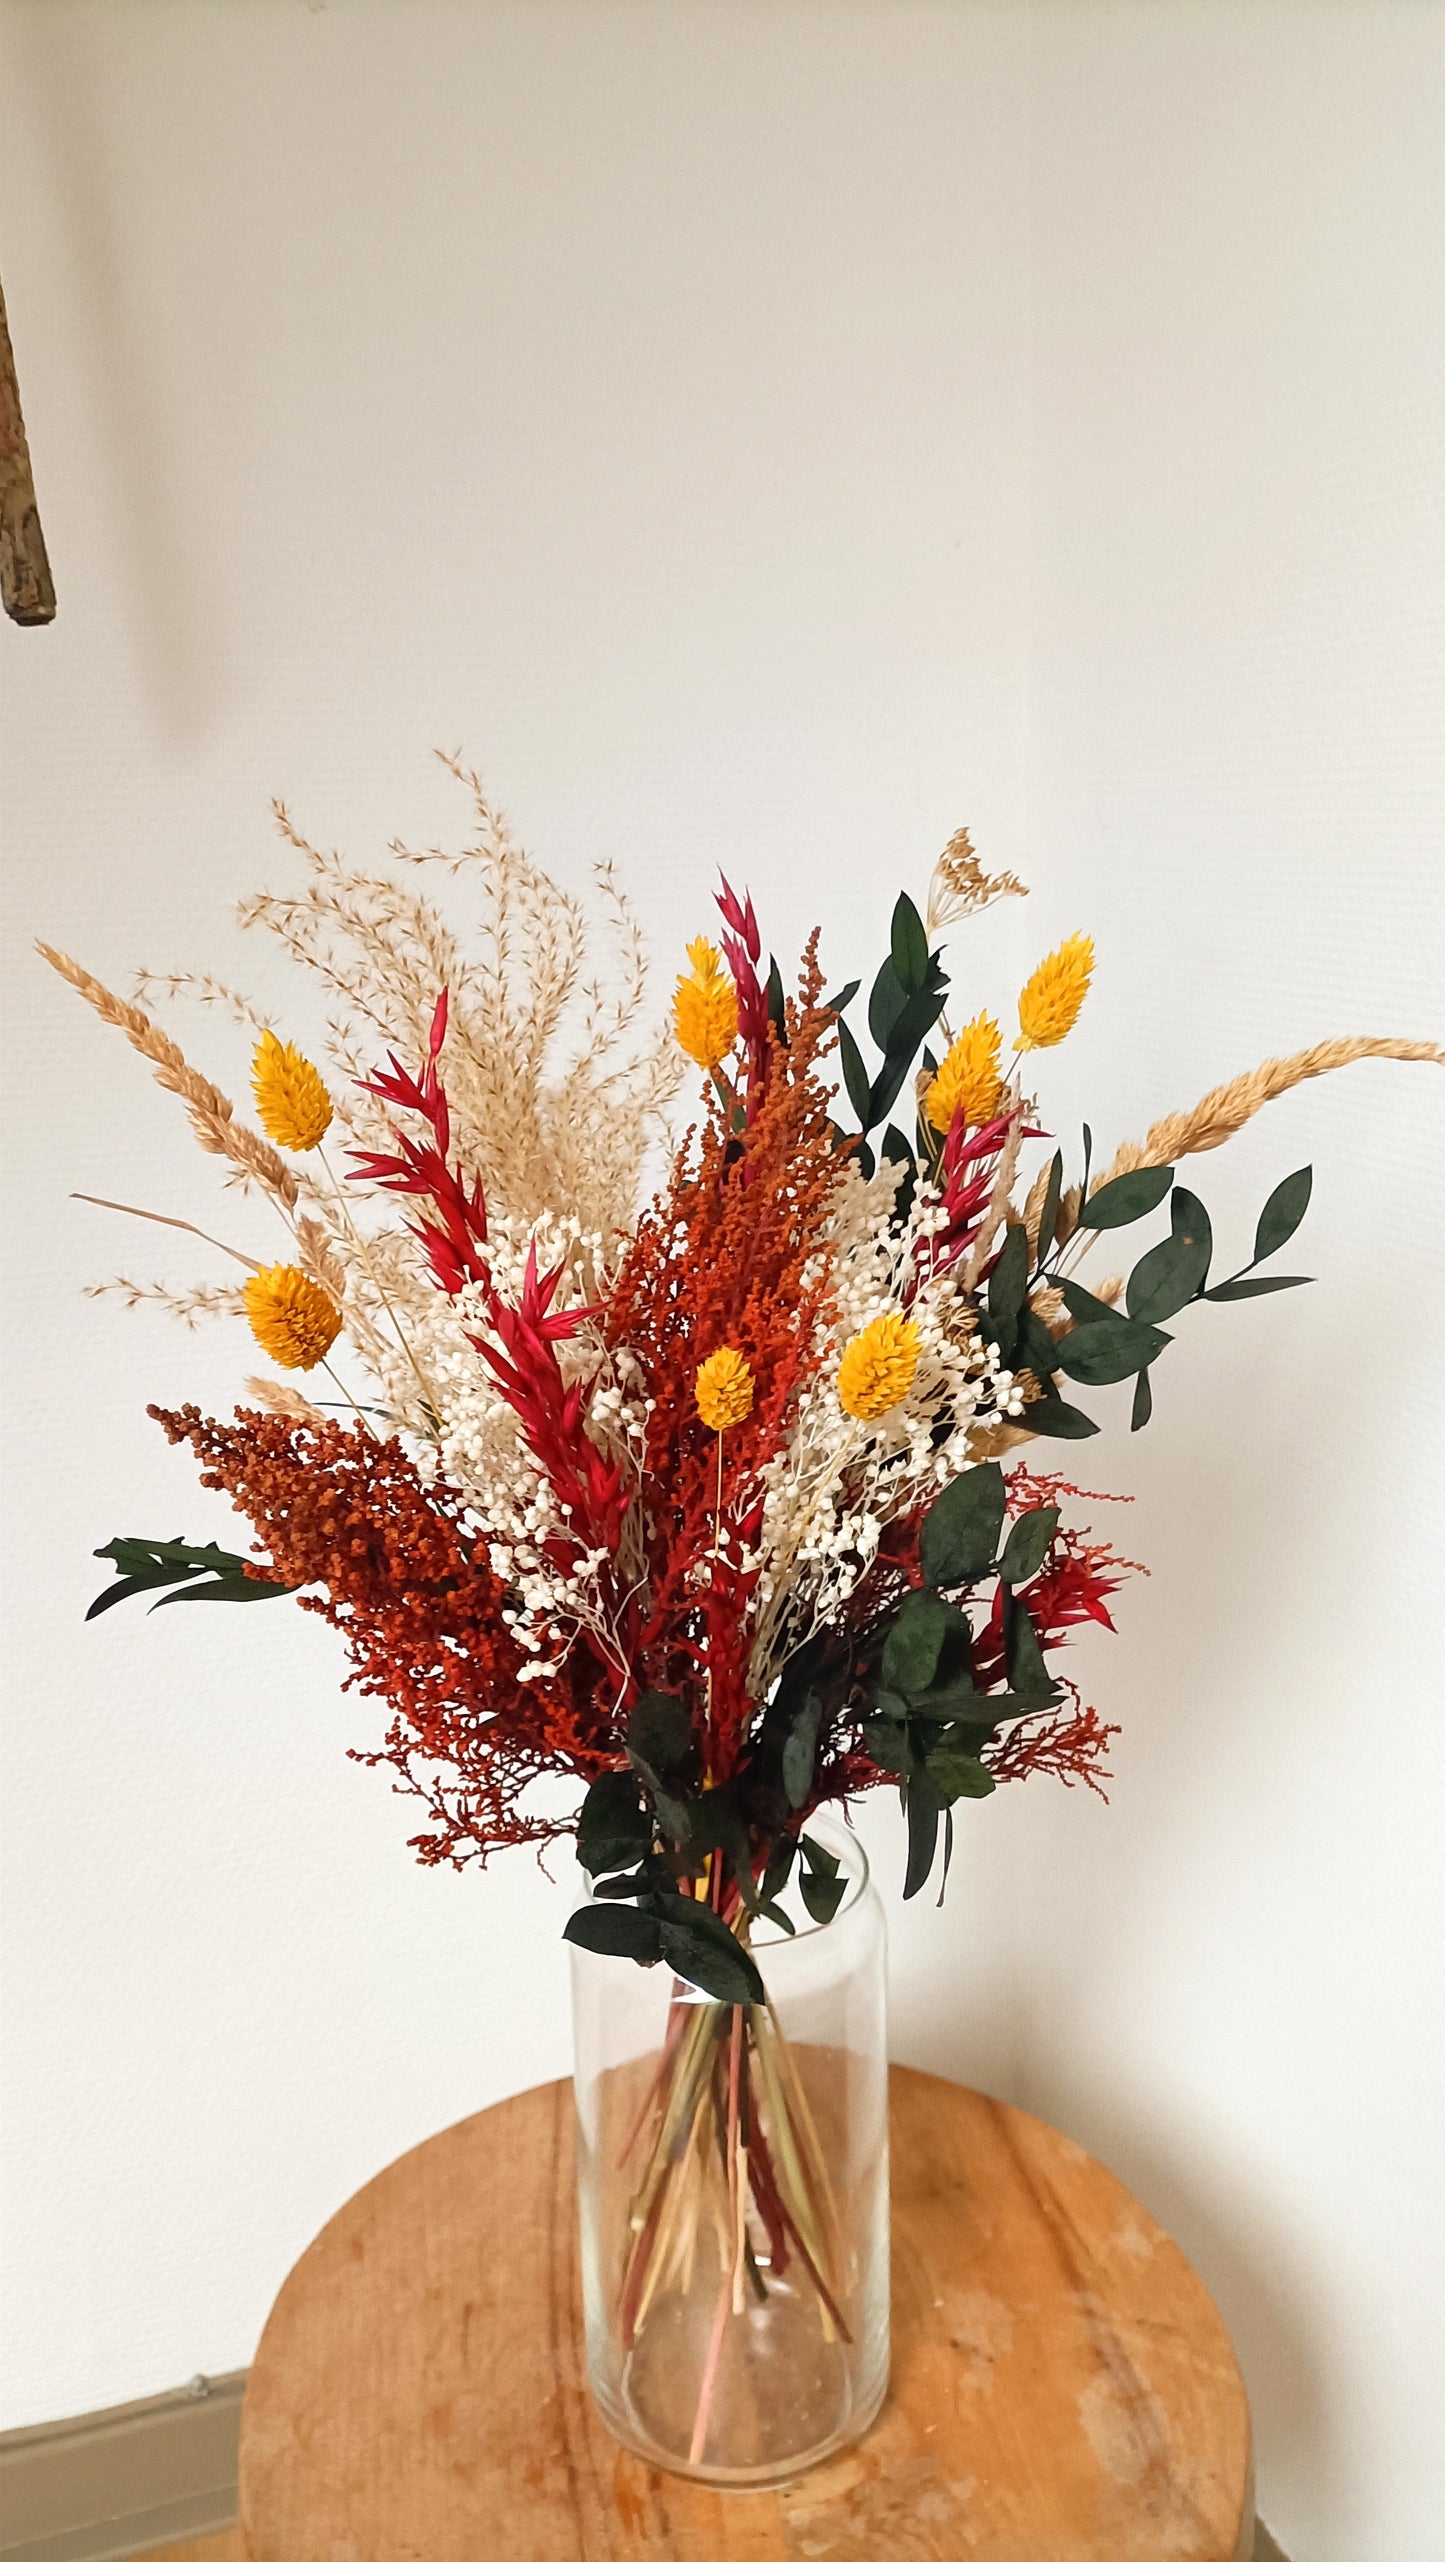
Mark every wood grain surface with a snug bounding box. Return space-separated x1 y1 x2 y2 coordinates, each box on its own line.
239 2065 1252 2561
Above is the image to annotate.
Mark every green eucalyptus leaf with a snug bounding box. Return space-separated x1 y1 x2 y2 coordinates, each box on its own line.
1005 1602 1056 1702
563 1904 664 1965
1080 1165 1175 1230
766 957 787 1041
576 1771 653 1877
923 1737 997 1803
591 1869 652 1900
890 893 931 993
1204 1274 1313 1302
1254 1166 1312 1264
1055 1318 1171 1386
798 1834 846 1925
627 1691 693 1773
920 1463 1006 1586
87 1535 295 1622
998 1505 1060 1586
758 1899 796 1936
860 1717 911 1773
1131 1366 1153 1432
1017 1308 1063 1381
654 1899 766 2004
867 984 947 1125
903 1780 941 1901
1019 1390 1100 1439
1057 1278 1127 1328
987 1224 1030 1334
760 1835 798 1903
1035 1150 1064 1266
781 1692 823 1810
867 956 909 1052
1127 1187 1212 1322
836 1016 873 1125
882 1591 962 1693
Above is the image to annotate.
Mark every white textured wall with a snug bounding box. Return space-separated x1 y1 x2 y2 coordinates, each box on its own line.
1 7 1440 2554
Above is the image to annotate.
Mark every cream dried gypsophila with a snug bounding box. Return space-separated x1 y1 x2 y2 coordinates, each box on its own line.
746 1161 1025 1692
373 1211 650 1680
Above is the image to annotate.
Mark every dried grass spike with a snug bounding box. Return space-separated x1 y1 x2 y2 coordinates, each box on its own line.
1097 1036 1444 1187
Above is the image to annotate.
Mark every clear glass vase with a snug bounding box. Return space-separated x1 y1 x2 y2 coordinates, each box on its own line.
569 1817 889 2486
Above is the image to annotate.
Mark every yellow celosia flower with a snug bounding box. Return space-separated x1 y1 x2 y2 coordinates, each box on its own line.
243 1264 342 1371
251 1031 333 1151
1016 933 1095 1052
924 1011 1004 1134
695 1346 755 1432
673 937 739 1071
837 1313 922 1421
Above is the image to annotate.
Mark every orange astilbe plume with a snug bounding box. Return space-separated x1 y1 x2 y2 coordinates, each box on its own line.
148 1404 618 1864
607 935 847 1771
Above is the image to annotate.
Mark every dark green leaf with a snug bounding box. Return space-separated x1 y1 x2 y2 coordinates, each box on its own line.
903 1780 941 1901
1204 1274 1313 1302
781 1692 822 1810
687 1791 759 1908
859 1716 911 1774
655 1900 766 2004
1057 1278 1127 1328
1035 1151 1063 1266
998 1505 1060 1586
591 1869 651 1899
1254 1166 1312 1265
867 955 909 1052
651 1788 693 1847
798 1835 846 1925
882 1591 960 1693
987 1224 1030 1334
760 1835 798 1903
1131 1367 1153 1432
1126 1222 1211 1325
563 1904 664 1965
1079 1165 1175 1230
823 978 861 1016
923 1737 997 1803
1020 1390 1100 1439
627 1691 693 1773
758 1900 796 1936
1055 1318 1171 1386
1017 1309 1062 1379
920 1463 1006 1587
890 893 931 993
1005 1601 1056 1702
577 1771 652 1877
867 984 947 1126
766 957 787 1041
880 1124 918 1224
836 1017 873 1125
87 1535 294 1622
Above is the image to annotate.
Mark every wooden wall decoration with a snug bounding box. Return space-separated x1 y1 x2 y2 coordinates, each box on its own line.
0 274 56 625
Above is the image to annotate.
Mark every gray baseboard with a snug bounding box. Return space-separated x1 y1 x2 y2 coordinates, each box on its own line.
0 2372 242 2562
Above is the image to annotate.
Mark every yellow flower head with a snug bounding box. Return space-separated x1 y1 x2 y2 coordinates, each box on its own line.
837 1312 922 1422
243 1264 342 1371
1016 933 1095 1053
251 1031 333 1152
695 1346 755 1432
924 1011 1004 1134
673 937 739 1071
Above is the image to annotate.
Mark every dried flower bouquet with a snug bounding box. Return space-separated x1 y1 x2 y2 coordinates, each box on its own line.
44 761 1440 2462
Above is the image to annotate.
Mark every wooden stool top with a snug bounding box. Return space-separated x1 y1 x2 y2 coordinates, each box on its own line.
239 2064 1253 2560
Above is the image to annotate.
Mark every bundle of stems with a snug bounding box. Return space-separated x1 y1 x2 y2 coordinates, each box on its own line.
615 1921 849 2467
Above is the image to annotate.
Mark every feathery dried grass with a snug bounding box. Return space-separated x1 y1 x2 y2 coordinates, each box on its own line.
1097 1037 1444 1186
925 826 1027 936
246 1374 326 1425
86 1277 247 1324
241 754 682 1241
38 946 299 1210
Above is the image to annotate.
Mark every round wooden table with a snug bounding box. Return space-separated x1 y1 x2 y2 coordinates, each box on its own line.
239 2065 1253 2560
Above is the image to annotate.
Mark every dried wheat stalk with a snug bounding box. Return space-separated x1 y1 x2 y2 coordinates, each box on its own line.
1096 1036 1443 1187
37 945 299 1211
